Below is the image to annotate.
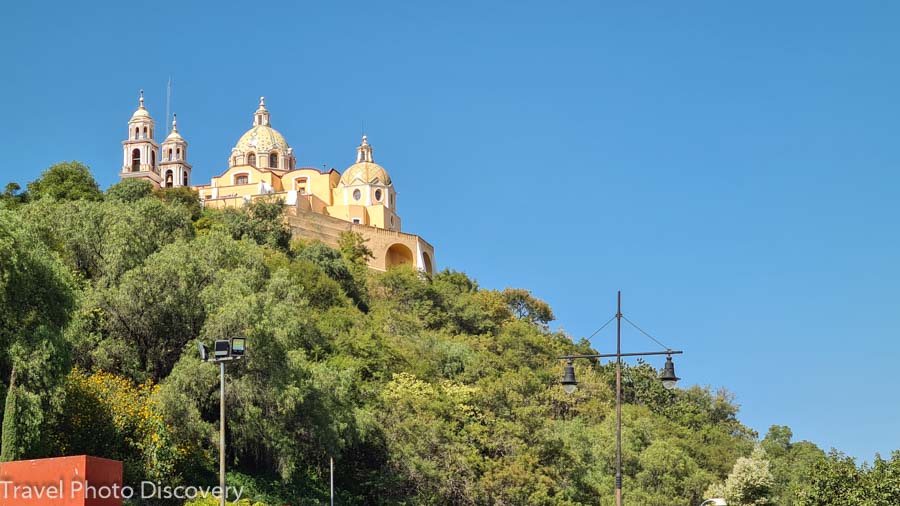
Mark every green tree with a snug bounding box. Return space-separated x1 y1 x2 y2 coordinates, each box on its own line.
0 183 29 209
18 198 193 284
502 287 555 326
762 425 825 505
155 186 202 220
205 199 290 252
27 161 103 201
106 178 154 202
0 212 75 460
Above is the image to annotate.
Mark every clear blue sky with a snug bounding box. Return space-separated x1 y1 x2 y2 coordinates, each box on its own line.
2 1 898 461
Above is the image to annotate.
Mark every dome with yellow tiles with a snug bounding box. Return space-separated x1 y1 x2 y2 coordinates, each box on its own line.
231 97 292 160
234 124 290 153
341 162 392 186
340 136 392 186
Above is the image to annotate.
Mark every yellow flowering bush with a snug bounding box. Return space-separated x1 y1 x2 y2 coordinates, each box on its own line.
51 369 187 482
184 496 268 506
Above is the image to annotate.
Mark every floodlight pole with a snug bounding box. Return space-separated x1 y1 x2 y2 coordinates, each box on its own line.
220 360 226 506
199 339 244 506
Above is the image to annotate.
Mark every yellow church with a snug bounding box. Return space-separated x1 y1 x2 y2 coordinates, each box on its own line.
120 93 435 274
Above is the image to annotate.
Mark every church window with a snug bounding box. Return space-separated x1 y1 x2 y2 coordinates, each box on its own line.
183 171 188 186
295 177 308 194
143 127 148 138
375 189 383 202
269 153 278 169
176 148 181 159
248 153 256 166
134 127 139 139
352 218 361 224
151 151 156 169
235 174 249 185
131 149 140 171
353 189 361 201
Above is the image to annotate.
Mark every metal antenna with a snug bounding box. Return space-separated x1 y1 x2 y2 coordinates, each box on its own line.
166 77 173 134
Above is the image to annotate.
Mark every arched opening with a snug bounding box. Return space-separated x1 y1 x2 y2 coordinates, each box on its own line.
422 251 434 275
234 173 249 185
294 177 308 194
176 147 181 160
385 243 414 270
164 170 173 188
151 151 156 169
143 126 148 138
183 171 189 186
166 149 172 161
247 153 256 167
134 127 139 139
269 152 278 169
131 149 140 171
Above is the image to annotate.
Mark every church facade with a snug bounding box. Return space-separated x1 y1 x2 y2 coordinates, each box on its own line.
119 93 435 274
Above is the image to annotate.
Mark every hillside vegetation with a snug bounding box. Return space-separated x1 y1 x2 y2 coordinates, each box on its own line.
1 162 898 505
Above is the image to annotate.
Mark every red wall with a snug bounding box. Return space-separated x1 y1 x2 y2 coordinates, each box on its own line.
0 456 122 506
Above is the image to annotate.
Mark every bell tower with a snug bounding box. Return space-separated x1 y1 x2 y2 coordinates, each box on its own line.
121 90 161 185
159 114 192 187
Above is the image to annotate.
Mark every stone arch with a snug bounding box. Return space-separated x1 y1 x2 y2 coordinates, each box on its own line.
385 243 414 270
164 170 173 188
131 149 140 171
422 251 434 275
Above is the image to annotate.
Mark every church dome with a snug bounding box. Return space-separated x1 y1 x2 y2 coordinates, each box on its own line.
231 97 292 161
340 162 391 186
340 136 392 186
130 90 152 120
164 115 184 142
234 124 290 153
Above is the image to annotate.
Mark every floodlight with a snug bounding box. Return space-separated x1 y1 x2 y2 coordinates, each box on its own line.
231 337 246 357
214 340 231 358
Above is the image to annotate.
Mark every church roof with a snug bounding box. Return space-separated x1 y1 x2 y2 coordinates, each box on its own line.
234 125 290 153
340 161 392 186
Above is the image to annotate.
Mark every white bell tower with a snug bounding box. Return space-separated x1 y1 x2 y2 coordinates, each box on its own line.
121 90 161 185
159 114 192 187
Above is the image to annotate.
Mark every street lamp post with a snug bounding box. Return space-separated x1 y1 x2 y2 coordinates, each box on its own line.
199 337 247 506
559 291 683 506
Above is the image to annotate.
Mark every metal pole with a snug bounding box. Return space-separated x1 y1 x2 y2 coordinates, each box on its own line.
615 290 623 506
220 361 226 506
330 456 334 506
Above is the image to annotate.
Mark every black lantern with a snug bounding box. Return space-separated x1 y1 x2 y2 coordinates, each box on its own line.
562 360 577 394
660 354 680 390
